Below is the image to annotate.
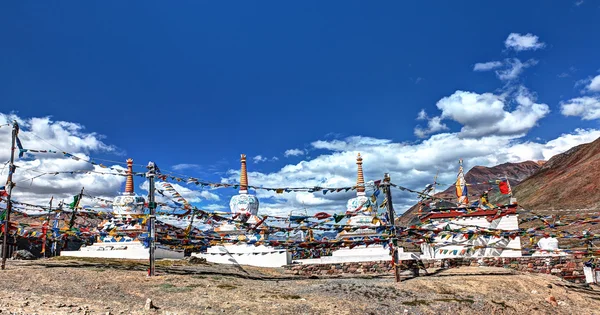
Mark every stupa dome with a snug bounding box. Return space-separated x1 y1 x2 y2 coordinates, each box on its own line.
229 154 259 217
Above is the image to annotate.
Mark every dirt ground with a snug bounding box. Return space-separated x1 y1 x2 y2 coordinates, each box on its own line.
0 258 598 315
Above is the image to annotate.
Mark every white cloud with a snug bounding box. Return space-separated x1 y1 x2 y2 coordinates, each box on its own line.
140 181 220 205
560 96 600 120
0 113 123 207
204 204 227 211
473 61 503 71
505 33 545 51
221 128 600 215
284 149 305 157
171 163 201 171
253 155 267 163
432 87 549 138
495 58 538 81
588 74 600 92
414 116 448 138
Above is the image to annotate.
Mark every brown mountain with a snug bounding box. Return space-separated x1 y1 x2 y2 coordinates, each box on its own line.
397 161 542 226
513 137 600 210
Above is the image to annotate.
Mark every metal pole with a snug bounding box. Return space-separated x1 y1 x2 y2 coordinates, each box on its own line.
147 162 156 277
1 121 18 270
383 173 400 282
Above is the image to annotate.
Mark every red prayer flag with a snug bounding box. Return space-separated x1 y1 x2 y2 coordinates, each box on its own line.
499 181 511 195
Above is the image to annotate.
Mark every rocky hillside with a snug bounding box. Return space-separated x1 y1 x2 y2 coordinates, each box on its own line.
398 161 542 226
513 137 600 210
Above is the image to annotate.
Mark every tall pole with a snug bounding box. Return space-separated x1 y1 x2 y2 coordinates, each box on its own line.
383 173 400 282
1 121 18 270
147 162 156 277
41 197 53 257
51 201 63 256
64 187 84 250
68 187 85 230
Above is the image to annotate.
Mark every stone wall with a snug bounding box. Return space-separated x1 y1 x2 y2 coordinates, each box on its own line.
285 255 589 283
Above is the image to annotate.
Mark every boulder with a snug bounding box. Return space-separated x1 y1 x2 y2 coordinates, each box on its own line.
12 250 36 260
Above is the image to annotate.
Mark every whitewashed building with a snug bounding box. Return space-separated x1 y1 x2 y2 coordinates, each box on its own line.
419 206 522 259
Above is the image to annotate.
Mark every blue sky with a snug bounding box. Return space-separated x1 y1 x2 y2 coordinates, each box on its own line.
1 1 600 214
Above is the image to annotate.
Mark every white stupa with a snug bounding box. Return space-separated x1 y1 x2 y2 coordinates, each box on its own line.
298 154 413 265
338 153 381 238
215 154 260 233
61 158 184 260
194 154 290 267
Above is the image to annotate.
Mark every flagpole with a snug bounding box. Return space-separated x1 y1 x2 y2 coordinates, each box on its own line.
1 121 18 270
41 197 53 257
64 187 84 251
146 162 156 277
383 173 400 282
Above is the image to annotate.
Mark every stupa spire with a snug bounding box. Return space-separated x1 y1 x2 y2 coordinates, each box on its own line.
124 158 134 195
356 153 365 195
240 154 248 194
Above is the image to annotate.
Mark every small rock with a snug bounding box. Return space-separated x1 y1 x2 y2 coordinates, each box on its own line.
531 290 538 294
144 298 159 311
557 301 567 306
546 295 558 307
547 284 553 289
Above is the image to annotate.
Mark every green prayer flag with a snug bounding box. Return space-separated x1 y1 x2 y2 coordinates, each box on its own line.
69 195 80 210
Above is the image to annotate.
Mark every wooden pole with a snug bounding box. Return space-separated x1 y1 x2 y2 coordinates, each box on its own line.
51 201 63 256
1 121 18 270
146 162 157 277
383 173 400 282
64 187 84 250
68 188 85 230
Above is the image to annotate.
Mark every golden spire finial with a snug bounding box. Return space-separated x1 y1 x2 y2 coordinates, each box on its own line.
356 153 365 194
240 154 248 193
124 158 134 194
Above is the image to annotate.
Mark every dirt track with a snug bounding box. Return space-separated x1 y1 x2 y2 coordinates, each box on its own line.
0 258 598 314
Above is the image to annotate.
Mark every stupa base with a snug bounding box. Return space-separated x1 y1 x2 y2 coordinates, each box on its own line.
60 241 185 260
193 244 291 267
295 245 417 265
531 250 569 257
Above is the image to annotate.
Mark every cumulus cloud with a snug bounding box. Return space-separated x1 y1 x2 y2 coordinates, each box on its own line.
430 87 549 138
473 61 503 71
253 155 267 163
220 128 600 215
588 74 600 92
171 163 201 171
139 180 220 205
414 116 448 138
0 113 124 207
560 96 600 120
284 149 305 157
505 33 545 51
495 59 538 81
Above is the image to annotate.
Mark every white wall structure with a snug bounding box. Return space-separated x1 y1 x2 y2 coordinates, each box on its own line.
295 245 418 265
60 241 184 260
420 211 522 259
193 244 291 268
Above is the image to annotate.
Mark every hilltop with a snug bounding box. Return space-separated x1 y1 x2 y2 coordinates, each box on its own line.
514 137 600 210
